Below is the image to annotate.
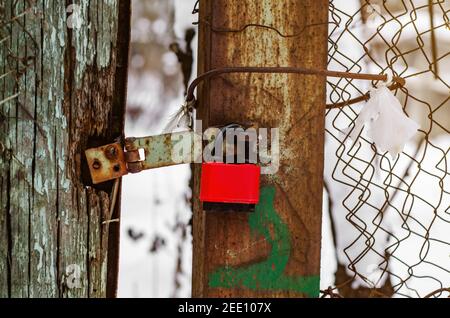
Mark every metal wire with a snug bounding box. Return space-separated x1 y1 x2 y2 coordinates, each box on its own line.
186 66 390 102
0 1 42 148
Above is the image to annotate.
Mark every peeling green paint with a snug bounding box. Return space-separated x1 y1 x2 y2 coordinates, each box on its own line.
72 1 118 86
208 186 320 297
1 0 128 298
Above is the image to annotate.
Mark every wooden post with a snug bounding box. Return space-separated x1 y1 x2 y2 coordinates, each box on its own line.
192 0 328 297
0 1 130 297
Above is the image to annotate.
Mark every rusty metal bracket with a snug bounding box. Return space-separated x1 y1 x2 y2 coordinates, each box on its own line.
85 131 200 184
85 143 129 184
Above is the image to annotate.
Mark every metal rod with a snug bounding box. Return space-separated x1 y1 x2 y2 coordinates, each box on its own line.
326 77 405 109
424 287 450 298
186 66 388 102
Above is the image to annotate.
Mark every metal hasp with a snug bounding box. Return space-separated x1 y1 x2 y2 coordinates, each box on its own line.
85 131 199 184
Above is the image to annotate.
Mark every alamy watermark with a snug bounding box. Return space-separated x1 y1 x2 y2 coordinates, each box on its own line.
65 264 82 289
170 121 280 175
66 4 83 30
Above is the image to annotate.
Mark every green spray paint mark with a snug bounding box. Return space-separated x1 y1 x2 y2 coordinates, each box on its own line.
208 186 320 297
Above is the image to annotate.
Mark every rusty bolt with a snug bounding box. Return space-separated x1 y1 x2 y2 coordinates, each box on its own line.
92 159 101 170
124 150 141 163
105 145 118 160
127 161 143 174
125 137 137 151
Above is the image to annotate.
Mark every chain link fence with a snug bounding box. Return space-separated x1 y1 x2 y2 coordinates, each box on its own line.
324 0 449 298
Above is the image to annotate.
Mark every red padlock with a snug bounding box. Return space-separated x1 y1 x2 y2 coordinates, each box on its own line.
199 124 261 209
200 162 260 204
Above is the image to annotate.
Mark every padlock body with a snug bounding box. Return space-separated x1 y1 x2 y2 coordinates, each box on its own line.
200 163 260 204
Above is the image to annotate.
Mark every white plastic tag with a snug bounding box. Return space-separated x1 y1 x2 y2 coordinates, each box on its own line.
348 86 420 158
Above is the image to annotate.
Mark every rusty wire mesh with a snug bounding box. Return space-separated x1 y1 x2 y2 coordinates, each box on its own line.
325 0 450 298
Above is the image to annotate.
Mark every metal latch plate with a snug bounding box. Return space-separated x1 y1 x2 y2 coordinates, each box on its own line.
85 142 128 184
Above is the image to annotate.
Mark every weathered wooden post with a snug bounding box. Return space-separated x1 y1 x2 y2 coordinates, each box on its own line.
0 1 130 297
192 0 328 297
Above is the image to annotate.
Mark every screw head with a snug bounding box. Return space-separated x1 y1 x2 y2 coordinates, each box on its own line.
105 145 118 160
92 159 101 170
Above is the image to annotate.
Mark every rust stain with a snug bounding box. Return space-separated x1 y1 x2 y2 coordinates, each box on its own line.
85 142 128 184
193 0 328 297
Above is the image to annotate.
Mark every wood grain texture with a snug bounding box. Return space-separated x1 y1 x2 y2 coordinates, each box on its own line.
193 0 328 298
0 0 130 297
